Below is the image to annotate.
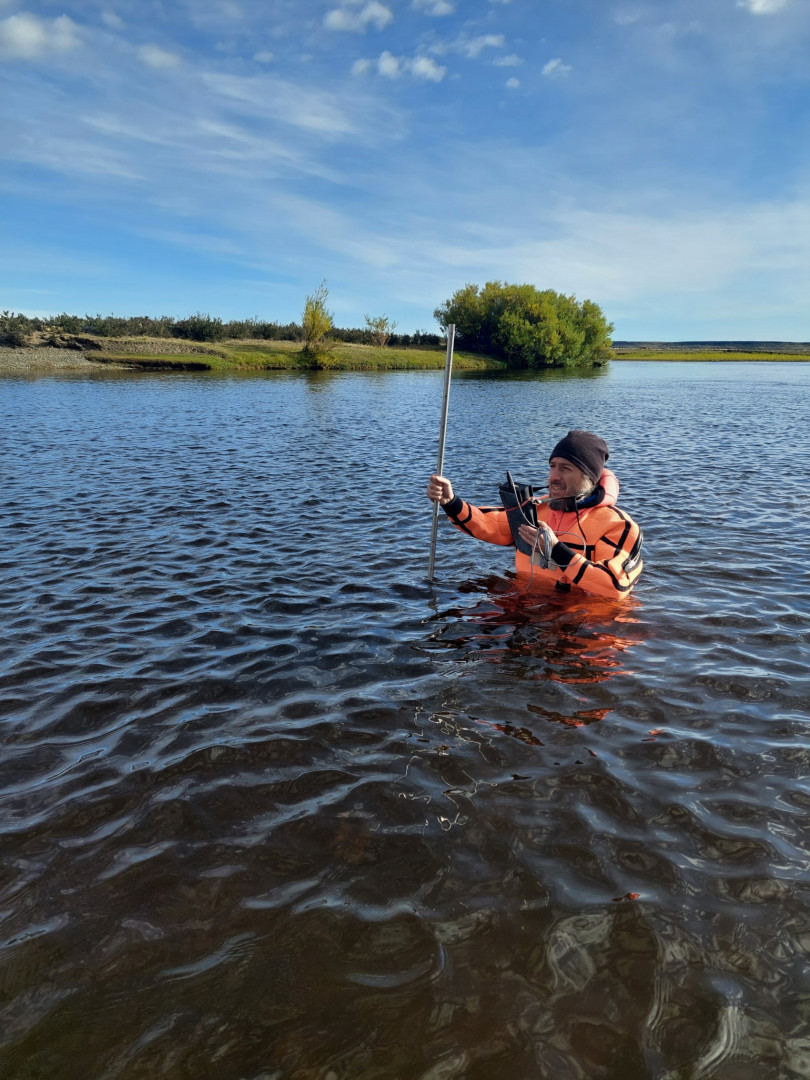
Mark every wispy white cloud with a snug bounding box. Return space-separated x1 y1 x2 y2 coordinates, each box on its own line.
2 47 401 212
542 57 572 77
506 77 520 89
0 245 116 283
137 44 182 69
203 73 363 135
253 50 274 63
351 57 373 75
432 33 505 58
0 12 79 60
324 2 394 32
737 0 789 12
214 141 805 331
475 197 810 327
353 51 447 81
462 33 505 57
101 11 125 30
493 53 522 67
413 0 454 15
79 109 345 185
333 165 810 335
10 132 144 181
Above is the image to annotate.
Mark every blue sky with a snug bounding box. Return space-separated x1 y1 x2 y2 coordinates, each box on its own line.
2 0 809 339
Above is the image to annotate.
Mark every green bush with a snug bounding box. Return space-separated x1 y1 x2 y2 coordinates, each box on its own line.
301 281 333 353
434 282 613 369
49 313 84 333
0 310 32 347
364 313 398 348
222 318 300 341
83 314 131 337
172 313 226 342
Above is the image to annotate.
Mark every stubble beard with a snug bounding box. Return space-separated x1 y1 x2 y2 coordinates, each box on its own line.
548 478 596 511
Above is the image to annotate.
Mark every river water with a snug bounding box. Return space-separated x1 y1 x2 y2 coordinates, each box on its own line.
1 361 808 1080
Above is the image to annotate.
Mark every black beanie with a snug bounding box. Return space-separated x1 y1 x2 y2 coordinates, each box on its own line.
549 430 609 484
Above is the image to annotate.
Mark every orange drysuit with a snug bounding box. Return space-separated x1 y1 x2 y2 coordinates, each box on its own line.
441 468 643 600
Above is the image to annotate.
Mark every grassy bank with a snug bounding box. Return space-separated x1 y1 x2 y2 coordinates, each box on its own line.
612 342 810 361
87 337 506 372
613 351 810 361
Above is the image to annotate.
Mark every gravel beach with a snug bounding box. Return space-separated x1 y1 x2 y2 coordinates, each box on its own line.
0 348 125 373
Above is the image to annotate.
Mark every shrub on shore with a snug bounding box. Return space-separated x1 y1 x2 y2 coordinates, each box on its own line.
300 281 334 355
0 311 31 346
434 281 613 369
364 314 397 347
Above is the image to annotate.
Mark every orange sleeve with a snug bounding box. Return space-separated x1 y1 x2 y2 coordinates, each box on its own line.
441 496 514 547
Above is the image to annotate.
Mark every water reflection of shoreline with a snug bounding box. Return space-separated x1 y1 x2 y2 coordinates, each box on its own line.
425 575 643 731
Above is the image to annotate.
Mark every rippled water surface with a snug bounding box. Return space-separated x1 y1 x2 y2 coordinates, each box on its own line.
2 362 809 1080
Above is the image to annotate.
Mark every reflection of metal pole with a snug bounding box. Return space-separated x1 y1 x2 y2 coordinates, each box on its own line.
428 324 456 582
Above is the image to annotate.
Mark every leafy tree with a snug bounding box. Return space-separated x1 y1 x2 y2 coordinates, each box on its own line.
363 313 398 348
434 281 613 368
301 280 334 353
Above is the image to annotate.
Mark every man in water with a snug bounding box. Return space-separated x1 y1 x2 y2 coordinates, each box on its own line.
426 429 643 599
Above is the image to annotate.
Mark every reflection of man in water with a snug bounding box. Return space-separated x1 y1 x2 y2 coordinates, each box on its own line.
427 430 643 599
427 584 642 732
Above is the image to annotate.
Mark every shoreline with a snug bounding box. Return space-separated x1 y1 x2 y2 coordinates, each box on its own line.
0 340 504 374
2 343 809 375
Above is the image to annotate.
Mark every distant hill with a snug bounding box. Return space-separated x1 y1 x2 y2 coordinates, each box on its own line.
612 341 810 354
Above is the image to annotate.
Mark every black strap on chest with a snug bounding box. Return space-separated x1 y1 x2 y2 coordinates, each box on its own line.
498 471 540 557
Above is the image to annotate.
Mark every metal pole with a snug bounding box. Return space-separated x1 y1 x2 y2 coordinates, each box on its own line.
427 324 456 582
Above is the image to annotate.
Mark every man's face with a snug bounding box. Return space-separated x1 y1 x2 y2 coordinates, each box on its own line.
548 456 592 501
